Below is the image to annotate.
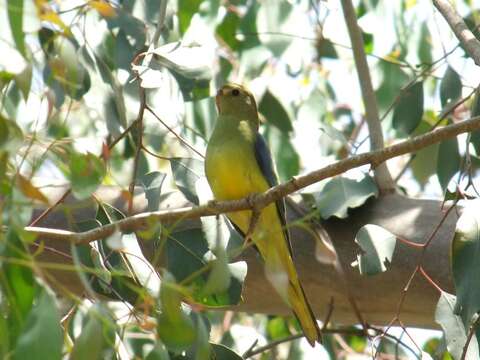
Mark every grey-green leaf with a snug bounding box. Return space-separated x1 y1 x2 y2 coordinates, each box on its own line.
170 158 205 205
259 90 293 133
437 137 460 191
354 224 396 276
313 175 378 219
14 286 63 360
392 81 424 135
435 291 479 360
440 66 462 107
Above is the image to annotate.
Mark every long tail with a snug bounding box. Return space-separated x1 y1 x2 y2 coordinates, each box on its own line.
288 273 323 346
264 242 322 346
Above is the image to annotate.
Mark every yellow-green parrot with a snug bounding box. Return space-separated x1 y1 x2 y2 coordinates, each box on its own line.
205 83 322 346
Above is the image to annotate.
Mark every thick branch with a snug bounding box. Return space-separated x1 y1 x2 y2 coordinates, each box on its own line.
433 0 480 65
340 0 395 192
24 116 480 243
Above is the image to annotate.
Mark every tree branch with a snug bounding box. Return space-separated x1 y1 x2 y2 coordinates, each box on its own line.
24 116 480 243
340 0 395 192
433 0 480 66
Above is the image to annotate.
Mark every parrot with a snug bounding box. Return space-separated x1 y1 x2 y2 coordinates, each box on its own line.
204 83 322 346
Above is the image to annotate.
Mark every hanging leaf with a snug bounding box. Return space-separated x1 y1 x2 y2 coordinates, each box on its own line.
313 175 378 219
436 137 460 191
418 22 433 65
451 205 480 328
177 0 202 34
354 224 397 276
170 158 205 205
440 66 462 107
7 0 26 56
259 90 293 133
435 291 479 359
392 81 424 135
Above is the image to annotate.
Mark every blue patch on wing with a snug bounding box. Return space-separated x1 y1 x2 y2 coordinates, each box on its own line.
254 133 291 245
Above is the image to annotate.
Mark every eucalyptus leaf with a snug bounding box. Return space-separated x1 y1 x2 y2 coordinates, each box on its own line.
313 175 378 219
437 137 460 191
14 286 62 360
392 81 424 135
354 224 396 276
259 90 293 133
435 291 479 360
451 205 480 328
69 152 106 200
170 157 205 205
440 66 462 107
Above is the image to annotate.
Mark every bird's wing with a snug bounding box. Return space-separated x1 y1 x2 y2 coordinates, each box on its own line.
253 133 292 246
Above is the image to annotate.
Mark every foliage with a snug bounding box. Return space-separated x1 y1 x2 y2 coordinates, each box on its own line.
0 0 480 359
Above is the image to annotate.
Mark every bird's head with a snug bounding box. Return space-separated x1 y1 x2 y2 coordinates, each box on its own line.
215 83 259 121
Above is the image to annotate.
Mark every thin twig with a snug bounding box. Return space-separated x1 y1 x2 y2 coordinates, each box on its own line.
433 0 480 65
23 116 480 243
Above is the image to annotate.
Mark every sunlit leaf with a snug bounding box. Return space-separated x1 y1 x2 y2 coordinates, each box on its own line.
392 81 424 135
435 291 479 359
89 0 116 17
354 224 396 275
451 205 480 329
313 175 378 219
170 158 204 205
7 0 26 56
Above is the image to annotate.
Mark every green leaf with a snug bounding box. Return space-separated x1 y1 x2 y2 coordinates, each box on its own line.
178 0 202 35
145 342 170 360
259 90 293 133
216 11 241 51
354 224 396 276
435 291 479 359
264 126 299 181
410 118 439 186
71 305 117 360
14 286 62 360
470 87 480 155
313 175 378 219
437 137 460 191
451 206 480 328
363 31 373 54
7 0 25 56
1 230 35 343
210 344 243 360
256 0 294 56
315 37 338 59
166 228 246 306
157 273 197 352
267 317 291 340
0 115 24 153
69 152 106 200
392 81 424 135
152 42 213 81
170 158 204 205
376 60 409 111
418 22 432 64
138 171 167 211
440 66 462 107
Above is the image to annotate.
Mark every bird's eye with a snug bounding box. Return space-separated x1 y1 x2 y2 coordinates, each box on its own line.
231 89 240 96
